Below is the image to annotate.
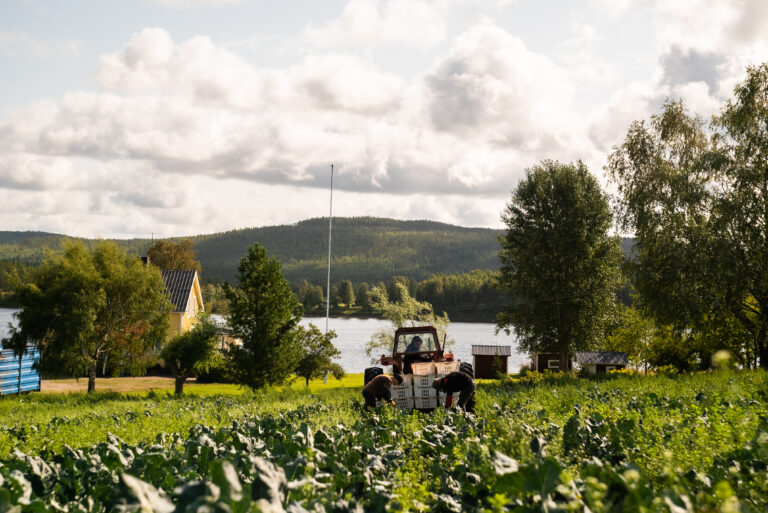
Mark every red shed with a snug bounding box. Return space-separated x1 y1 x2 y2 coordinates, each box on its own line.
530 353 573 372
471 345 511 378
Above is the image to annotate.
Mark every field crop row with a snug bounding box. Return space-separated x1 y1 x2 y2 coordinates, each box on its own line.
1 371 766 512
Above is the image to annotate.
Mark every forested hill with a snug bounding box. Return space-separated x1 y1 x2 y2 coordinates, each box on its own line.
0 219 636 285
0 218 503 284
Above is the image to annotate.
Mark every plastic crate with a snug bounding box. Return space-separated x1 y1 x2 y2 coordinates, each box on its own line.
414 385 437 398
394 397 415 409
392 386 413 400
434 361 461 374
412 373 436 388
392 374 413 389
411 362 435 375
414 397 438 409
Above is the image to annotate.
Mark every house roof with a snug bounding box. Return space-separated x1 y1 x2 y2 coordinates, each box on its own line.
161 270 197 313
574 351 629 365
471 345 512 356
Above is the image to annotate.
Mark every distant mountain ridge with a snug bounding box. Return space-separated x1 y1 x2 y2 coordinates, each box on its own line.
0 218 503 285
0 217 635 285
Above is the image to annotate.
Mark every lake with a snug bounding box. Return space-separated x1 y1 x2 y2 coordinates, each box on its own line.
0 308 527 373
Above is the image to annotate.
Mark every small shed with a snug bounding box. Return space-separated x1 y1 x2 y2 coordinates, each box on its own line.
531 353 573 372
574 351 629 374
471 345 511 378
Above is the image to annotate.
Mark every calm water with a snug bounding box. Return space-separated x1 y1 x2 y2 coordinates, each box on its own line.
0 308 526 373
301 317 526 373
0 308 18 339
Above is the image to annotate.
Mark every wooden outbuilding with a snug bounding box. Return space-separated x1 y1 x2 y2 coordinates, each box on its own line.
530 353 573 372
574 351 628 374
471 345 511 378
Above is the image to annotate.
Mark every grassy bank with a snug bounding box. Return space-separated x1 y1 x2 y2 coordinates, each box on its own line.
1 371 767 511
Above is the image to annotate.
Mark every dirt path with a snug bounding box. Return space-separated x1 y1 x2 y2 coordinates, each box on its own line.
42 376 179 394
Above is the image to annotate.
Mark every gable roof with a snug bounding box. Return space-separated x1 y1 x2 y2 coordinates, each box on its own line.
574 351 629 365
161 270 198 313
472 345 512 356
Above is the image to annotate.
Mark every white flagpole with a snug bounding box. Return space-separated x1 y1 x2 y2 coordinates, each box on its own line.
325 164 334 334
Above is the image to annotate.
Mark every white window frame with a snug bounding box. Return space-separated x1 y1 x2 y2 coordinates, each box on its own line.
547 359 560 369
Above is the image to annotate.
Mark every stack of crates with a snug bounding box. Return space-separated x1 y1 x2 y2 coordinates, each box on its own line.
434 361 461 408
411 362 438 409
384 361 464 409
390 373 414 409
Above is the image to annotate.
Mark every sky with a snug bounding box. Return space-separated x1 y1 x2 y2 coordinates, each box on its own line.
1 0 767 238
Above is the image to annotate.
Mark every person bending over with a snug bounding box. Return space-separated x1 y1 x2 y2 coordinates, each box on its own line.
432 371 475 413
362 373 404 408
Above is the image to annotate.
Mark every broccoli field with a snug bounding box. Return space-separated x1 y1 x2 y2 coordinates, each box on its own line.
1 371 767 512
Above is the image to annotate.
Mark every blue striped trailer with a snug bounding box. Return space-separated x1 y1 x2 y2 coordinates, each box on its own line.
0 345 41 395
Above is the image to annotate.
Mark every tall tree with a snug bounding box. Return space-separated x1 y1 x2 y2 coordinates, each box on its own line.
294 323 344 386
147 239 202 273
297 280 324 309
224 243 303 390
608 64 768 368
3 241 170 392
339 280 355 307
356 283 371 308
365 283 453 363
161 313 220 395
496 160 623 365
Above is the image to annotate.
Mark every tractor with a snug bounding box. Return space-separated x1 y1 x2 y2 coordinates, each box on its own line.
364 326 473 410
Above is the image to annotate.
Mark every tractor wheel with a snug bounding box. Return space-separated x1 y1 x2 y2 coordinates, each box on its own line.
460 362 474 378
364 367 383 385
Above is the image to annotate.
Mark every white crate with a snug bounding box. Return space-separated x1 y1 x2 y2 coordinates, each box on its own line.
394 397 414 409
411 362 436 375
392 386 413 400
393 374 413 387
414 385 437 398
412 373 436 388
435 361 461 374
414 396 438 409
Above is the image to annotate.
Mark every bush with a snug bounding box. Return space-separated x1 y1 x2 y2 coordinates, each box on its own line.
195 353 236 384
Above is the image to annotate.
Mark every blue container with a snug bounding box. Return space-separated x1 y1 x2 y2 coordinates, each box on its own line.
0 345 41 395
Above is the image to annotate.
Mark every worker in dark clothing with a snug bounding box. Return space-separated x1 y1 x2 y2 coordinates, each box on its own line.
432 371 475 412
362 373 403 408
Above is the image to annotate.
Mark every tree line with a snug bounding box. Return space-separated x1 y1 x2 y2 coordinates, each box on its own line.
495 63 768 371
291 270 510 321
1 240 344 394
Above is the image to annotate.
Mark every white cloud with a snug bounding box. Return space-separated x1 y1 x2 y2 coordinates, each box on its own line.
8 0 767 237
0 31 79 59
304 0 447 49
2 22 593 236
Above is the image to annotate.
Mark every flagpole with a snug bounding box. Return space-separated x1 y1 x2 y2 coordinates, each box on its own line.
325 164 334 334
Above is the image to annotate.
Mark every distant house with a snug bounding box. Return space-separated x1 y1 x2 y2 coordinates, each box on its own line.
574 351 628 374
530 352 573 372
162 270 204 339
472 345 511 378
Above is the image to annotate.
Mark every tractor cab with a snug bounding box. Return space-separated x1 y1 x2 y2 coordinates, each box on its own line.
380 326 453 374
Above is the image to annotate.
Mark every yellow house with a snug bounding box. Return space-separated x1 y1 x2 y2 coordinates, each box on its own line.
161 270 204 339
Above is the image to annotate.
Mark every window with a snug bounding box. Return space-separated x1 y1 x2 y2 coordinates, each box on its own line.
396 333 437 353
547 359 560 369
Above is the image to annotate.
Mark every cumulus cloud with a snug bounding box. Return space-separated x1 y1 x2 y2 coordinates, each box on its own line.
5 0 767 237
304 0 447 48
1 22 596 236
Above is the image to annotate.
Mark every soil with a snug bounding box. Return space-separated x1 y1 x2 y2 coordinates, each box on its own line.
41 376 183 394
